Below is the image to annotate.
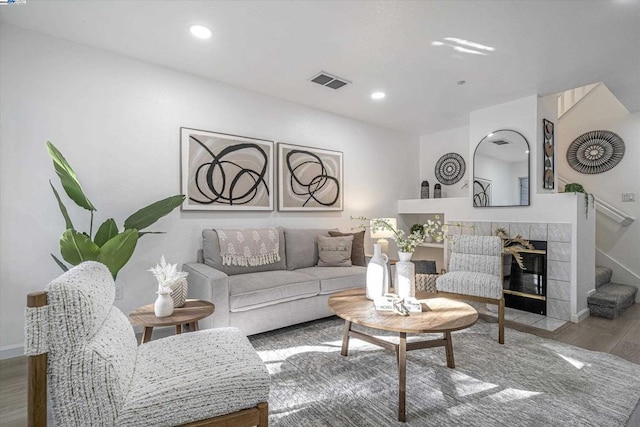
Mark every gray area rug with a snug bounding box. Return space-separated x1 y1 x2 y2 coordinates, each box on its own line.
249 317 640 427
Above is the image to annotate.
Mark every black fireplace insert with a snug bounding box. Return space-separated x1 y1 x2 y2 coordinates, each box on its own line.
503 240 547 315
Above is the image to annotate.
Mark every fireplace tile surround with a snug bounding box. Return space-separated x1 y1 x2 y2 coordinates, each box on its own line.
448 221 572 321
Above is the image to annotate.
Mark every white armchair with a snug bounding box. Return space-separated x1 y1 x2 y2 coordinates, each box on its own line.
436 235 505 344
25 261 270 426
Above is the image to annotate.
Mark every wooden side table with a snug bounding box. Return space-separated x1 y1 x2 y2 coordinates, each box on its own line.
129 299 215 344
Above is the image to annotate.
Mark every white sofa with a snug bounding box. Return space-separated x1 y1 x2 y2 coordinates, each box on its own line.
183 227 366 336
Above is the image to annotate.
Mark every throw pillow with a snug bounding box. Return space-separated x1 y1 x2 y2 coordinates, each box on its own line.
328 230 366 266
317 235 354 267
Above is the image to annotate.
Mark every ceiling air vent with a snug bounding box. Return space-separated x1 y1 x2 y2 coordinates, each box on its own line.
492 140 510 146
309 71 351 90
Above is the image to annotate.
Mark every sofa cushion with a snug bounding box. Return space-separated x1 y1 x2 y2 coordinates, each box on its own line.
284 228 333 270
328 230 366 266
203 227 286 276
317 235 353 267
297 266 366 295
229 270 319 311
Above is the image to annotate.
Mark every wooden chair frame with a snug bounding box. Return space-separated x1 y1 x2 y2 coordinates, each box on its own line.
433 291 505 344
437 245 505 344
27 291 269 427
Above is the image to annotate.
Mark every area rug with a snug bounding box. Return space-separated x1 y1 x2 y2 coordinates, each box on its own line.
249 317 640 427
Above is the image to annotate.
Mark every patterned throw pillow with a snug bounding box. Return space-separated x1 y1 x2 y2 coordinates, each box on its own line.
328 230 366 266
316 235 354 267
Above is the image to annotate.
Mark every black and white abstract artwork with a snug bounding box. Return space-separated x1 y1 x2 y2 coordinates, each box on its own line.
181 128 274 210
473 178 492 207
278 143 343 211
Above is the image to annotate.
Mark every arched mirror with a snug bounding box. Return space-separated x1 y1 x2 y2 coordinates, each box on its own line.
473 129 530 207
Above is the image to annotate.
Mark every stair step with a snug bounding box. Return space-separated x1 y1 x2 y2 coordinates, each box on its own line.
595 266 613 288
588 283 637 319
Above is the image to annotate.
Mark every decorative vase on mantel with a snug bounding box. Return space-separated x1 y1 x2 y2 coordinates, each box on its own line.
395 251 415 301
366 244 389 300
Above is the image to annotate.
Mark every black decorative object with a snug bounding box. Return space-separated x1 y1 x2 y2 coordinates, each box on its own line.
543 119 554 189
567 130 625 174
434 183 442 198
421 180 429 199
435 153 465 185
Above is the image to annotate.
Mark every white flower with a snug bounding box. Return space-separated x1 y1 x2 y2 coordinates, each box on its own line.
149 255 188 294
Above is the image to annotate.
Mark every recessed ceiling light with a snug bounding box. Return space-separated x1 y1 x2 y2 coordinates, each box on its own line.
371 92 386 100
190 25 212 40
431 41 444 46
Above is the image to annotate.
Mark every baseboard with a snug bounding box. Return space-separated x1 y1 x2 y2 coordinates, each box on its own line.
1 343 24 360
571 308 591 323
587 289 596 297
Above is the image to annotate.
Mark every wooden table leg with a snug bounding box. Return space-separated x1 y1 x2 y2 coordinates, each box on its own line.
190 321 198 332
341 321 352 356
444 331 455 368
176 324 183 334
398 332 407 422
141 327 153 343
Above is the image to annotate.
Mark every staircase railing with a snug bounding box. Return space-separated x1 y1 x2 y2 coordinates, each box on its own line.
557 176 635 226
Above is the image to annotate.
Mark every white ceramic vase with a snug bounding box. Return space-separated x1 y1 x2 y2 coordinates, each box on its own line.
154 293 174 317
395 251 415 300
366 244 389 300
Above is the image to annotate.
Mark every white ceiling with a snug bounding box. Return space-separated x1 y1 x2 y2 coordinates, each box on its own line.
1 0 639 136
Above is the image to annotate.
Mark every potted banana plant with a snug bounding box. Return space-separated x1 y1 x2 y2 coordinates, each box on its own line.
47 141 185 279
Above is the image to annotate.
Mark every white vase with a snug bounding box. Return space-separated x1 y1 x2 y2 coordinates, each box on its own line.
154 293 174 317
395 251 415 300
366 244 389 300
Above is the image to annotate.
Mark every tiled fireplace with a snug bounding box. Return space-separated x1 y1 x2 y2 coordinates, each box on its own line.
450 221 572 321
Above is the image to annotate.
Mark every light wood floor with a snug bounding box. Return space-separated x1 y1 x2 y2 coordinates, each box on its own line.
1 304 638 426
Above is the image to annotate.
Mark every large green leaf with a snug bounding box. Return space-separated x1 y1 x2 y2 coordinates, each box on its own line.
94 218 119 247
123 195 185 231
60 229 100 266
49 181 74 230
46 141 96 211
98 229 138 279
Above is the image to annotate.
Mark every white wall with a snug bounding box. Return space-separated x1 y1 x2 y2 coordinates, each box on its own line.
558 84 640 284
419 126 469 199
0 25 419 356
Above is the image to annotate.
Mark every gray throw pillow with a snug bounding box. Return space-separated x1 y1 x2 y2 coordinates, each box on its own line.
284 228 334 270
317 235 354 267
328 230 366 266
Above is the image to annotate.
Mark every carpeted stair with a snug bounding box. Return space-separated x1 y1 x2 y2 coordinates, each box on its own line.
587 266 637 319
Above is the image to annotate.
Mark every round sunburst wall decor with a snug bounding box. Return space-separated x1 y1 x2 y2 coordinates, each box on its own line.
435 153 465 185
567 130 625 174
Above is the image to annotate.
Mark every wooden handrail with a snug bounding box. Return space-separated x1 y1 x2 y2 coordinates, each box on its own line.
27 291 48 427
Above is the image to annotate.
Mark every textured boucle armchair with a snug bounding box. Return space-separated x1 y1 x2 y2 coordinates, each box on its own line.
436 235 505 344
25 261 270 426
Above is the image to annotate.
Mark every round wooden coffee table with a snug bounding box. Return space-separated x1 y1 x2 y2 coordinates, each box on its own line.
328 288 478 422
129 299 215 344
